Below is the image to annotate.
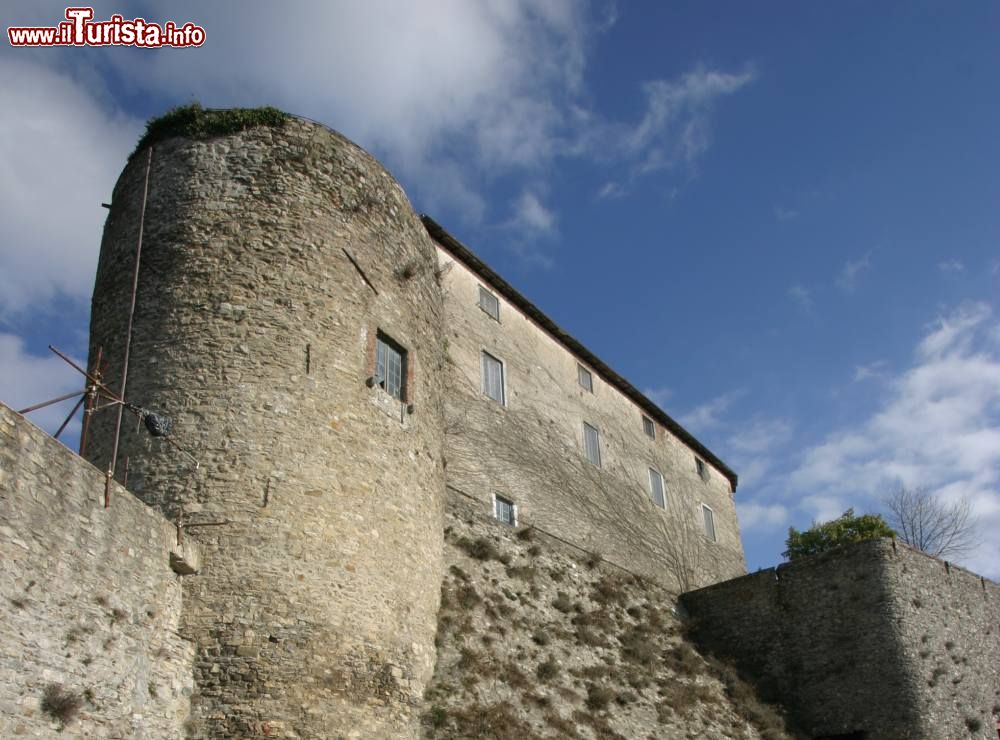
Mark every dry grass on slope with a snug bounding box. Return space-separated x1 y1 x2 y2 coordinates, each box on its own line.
422 505 797 740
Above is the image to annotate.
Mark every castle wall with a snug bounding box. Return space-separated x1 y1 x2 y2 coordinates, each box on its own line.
681 539 1000 739
436 249 745 591
0 403 195 738
85 119 447 738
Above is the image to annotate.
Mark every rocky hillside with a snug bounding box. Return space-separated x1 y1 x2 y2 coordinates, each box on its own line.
422 494 798 739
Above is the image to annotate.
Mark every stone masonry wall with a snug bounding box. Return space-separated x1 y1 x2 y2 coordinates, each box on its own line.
0 403 196 738
681 539 1000 739
85 118 447 738
437 250 745 592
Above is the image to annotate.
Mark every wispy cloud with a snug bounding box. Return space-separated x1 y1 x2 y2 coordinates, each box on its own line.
0 334 84 439
854 360 888 382
784 302 1000 577
773 205 798 222
788 283 813 312
596 181 626 200
680 390 743 432
938 259 965 274
737 501 789 531
836 253 871 292
510 190 557 236
642 386 673 409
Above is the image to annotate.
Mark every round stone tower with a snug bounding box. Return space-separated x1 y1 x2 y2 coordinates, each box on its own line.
86 112 447 738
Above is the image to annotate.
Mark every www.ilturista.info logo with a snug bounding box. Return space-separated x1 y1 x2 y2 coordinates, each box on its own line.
8 7 205 47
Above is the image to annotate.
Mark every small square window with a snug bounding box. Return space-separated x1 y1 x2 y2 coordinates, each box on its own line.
479 286 500 321
578 364 593 393
583 422 601 467
494 495 516 526
642 415 655 440
702 504 717 542
481 351 505 404
375 332 407 400
695 457 709 482
648 468 665 509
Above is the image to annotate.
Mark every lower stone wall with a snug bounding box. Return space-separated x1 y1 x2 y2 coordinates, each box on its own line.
681 539 1000 740
0 403 196 738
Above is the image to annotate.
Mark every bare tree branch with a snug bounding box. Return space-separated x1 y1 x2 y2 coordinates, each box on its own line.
883 485 978 560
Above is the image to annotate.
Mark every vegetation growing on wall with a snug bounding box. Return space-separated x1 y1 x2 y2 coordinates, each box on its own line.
783 509 896 561
134 103 289 154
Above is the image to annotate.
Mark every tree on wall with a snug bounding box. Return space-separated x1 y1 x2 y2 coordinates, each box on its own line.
783 509 897 561
883 485 978 560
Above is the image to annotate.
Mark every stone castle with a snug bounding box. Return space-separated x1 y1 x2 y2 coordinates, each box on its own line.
1 110 997 739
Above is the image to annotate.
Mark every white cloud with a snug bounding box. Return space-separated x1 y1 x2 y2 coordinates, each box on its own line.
788 283 812 312
0 334 84 439
680 390 742 432
938 259 965 274
510 190 557 236
596 181 626 200
773 205 798 222
737 501 789 531
728 418 793 455
836 253 871 292
784 302 1000 577
854 360 888 382
643 386 673 409
0 57 142 318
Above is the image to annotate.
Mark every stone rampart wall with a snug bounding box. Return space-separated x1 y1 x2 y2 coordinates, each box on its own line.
0 403 195 738
681 539 1000 739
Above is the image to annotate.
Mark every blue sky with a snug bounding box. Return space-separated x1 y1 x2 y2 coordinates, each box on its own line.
2 2 998 578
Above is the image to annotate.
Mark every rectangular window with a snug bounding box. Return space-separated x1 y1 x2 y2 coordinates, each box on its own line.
583 422 601 467
702 504 717 542
481 351 505 404
648 468 665 509
494 495 516 525
642 415 655 440
479 285 500 321
696 457 709 482
578 364 593 393
375 332 406 400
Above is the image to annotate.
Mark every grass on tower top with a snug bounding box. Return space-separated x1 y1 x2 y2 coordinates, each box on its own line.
134 103 290 154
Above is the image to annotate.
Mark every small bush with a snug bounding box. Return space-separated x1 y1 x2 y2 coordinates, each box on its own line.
516 527 535 541
528 545 542 557
536 657 561 682
426 705 447 728
41 684 82 726
506 565 536 582
456 584 481 609
585 683 615 711
457 536 504 562
584 552 603 569
532 628 551 646
965 716 983 732
552 592 574 613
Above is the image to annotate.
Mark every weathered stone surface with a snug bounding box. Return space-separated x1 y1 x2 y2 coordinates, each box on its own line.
0 403 195 739
436 250 745 592
682 539 1000 739
85 119 447 738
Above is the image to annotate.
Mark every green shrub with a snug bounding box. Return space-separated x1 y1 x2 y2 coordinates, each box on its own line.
135 104 289 154
783 509 896 560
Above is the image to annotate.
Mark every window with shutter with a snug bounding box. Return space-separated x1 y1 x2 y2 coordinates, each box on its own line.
583 422 601 467
702 504 717 542
648 468 665 509
479 286 500 321
481 351 505 404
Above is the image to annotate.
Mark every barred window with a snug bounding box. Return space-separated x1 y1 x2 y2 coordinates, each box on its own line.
642 415 655 440
583 422 601 467
649 468 665 509
479 285 500 321
375 333 406 400
495 495 516 525
702 504 717 542
578 364 593 393
481 351 505 404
